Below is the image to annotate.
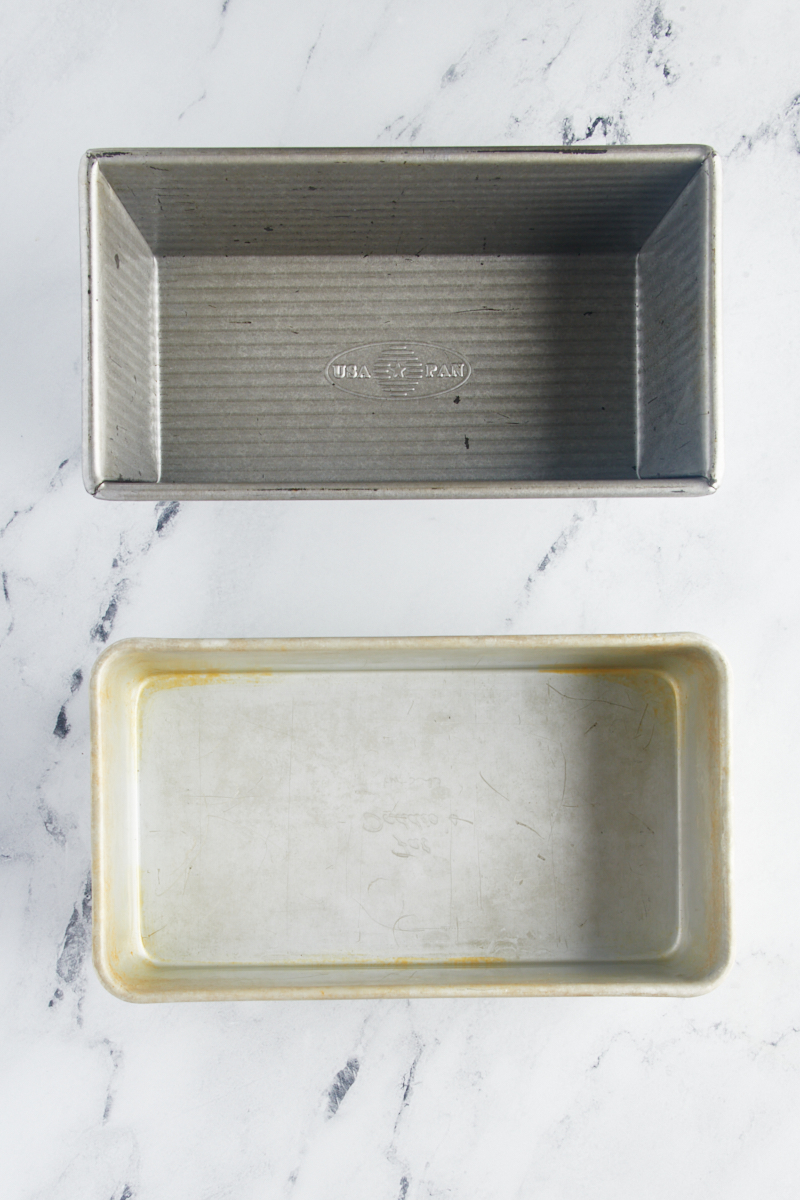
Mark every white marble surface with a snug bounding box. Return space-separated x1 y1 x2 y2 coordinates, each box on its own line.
1 0 799 1196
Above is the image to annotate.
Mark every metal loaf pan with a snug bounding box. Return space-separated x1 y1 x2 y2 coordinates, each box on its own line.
81 147 721 500
91 635 731 1000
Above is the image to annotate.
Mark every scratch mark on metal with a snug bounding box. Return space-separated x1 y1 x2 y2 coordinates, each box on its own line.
548 682 638 711
357 901 402 935
635 703 649 736
479 771 511 802
515 820 543 838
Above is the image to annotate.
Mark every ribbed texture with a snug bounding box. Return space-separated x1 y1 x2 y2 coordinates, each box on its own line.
157 254 637 485
94 174 159 482
637 165 711 480
101 157 701 257
87 151 715 491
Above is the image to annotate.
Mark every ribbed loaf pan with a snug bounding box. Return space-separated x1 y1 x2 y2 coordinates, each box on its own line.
91 635 731 1000
81 147 721 500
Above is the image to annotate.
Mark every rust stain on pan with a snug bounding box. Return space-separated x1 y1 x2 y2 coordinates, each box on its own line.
91 635 730 1000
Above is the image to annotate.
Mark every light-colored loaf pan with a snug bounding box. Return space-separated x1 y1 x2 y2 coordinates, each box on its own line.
91 635 731 1000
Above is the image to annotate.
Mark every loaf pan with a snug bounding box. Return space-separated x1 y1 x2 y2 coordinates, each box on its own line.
91 635 731 1000
81 147 721 500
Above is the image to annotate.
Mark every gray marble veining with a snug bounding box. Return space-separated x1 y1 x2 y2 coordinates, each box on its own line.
1 1 799 1197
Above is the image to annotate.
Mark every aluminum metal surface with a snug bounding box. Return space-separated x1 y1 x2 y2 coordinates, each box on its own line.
81 147 721 500
91 635 731 1000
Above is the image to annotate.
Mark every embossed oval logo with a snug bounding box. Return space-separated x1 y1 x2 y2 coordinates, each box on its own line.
325 342 471 398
